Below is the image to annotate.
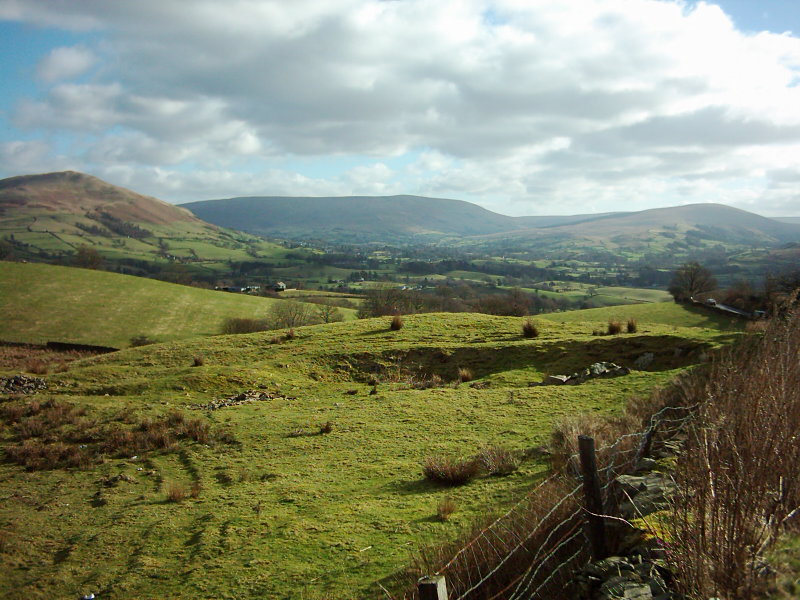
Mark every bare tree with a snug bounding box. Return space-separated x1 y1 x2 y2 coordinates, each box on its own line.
266 300 318 328
316 303 343 324
668 262 717 302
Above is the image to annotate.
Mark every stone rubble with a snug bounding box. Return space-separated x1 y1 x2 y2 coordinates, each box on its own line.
0 374 48 394
191 389 292 410
537 362 631 386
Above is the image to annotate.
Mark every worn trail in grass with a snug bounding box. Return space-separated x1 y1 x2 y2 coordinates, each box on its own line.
0 309 738 599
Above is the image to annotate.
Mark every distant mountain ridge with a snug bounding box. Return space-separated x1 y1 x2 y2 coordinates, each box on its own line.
182 194 800 247
183 194 629 242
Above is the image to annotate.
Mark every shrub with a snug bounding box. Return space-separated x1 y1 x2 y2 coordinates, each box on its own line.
522 319 539 338
390 314 404 331
165 482 188 502
457 367 474 383
476 445 519 476
130 334 157 347
5 440 91 470
192 355 205 367
667 310 800 599
285 328 296 340
422 455 480 486
607 320 622 335
178 418 211 444
319 421 334 434
626 318 638 333
437 497 457 522
24 358 48 375
220 318 268 335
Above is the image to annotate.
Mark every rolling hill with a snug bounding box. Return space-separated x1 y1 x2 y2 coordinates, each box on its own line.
183 194 800 251
182 194 527 242
0 261 357 347
0 171 308 276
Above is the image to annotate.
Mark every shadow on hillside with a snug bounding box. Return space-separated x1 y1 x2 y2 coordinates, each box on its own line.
330 334 725 384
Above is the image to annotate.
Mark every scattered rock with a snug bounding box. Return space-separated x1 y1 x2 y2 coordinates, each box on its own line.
544 374 570 385
100 473 137 487
0 374 47 394
191 390 292 410
616 473 678 519
540 363 630 386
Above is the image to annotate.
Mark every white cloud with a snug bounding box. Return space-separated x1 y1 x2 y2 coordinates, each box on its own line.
3 0 800 215
36 46 96 82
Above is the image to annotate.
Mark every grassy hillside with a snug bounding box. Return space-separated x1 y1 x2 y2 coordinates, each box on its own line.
0 309 739 599
539 300 746 330
0 261 356 347
0 171 314 277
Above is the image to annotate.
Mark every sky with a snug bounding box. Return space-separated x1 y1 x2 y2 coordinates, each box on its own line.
1 0 800 217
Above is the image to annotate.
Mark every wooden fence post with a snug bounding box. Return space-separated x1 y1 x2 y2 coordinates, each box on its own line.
578 435 608 560
634 421 658 467
418 575 448 600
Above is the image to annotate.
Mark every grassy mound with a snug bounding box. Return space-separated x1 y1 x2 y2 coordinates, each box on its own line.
0 311 738 599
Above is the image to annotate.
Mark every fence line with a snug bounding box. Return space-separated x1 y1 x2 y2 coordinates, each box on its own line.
418 401 697 600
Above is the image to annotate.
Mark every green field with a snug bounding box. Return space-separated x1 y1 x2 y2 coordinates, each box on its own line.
0 261 357 347
0 305 740 599
539 300 746 331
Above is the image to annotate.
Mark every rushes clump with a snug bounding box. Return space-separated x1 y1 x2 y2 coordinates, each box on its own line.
476 445 519 476
437 497 457 522
390 314 404 331
165 482 188 503
457 367 474 383
607 320 622 335
422 455 480 486
522 319 539 338
627 318 638 333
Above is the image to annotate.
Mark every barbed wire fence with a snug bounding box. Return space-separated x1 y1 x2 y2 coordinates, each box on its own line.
412 402 698 600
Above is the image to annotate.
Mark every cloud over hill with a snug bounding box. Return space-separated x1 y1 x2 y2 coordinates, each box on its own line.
1 1 800 215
